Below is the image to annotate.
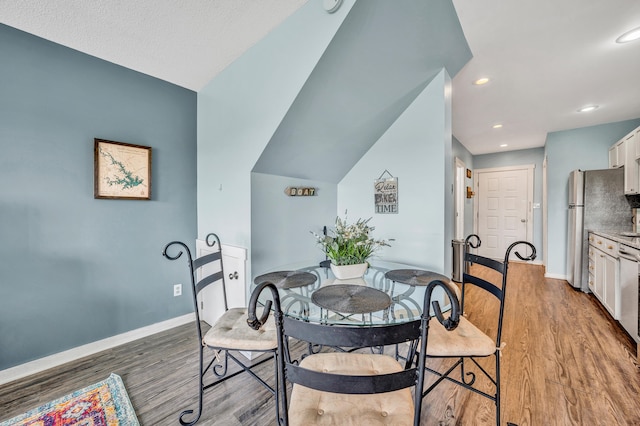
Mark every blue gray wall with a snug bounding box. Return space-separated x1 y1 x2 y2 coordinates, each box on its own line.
199 0 469 284
452 137 475 237
474 147 545 261
197 1 354 284
252 71 455 278
251 174 337 276
545 118 640 277
0 24 197 370
338 70 451 271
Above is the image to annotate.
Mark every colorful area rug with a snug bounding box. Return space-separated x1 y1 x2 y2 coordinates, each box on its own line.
0 373 139 426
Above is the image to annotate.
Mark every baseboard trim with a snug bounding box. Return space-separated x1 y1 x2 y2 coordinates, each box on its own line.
0 313 195 386
544 272 567 280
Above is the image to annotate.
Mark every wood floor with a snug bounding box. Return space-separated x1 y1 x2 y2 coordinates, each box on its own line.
1 263 639 425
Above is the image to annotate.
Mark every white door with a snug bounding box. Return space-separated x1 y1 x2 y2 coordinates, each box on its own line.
475 166 533 260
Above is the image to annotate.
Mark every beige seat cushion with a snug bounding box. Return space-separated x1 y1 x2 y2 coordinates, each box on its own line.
288 353 414 426
202 307 277 351
426 315 496 357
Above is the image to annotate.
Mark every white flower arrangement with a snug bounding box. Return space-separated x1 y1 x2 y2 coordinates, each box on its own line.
311 213 390 265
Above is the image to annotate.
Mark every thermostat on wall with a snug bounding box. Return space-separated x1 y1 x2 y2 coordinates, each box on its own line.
323 0 342 13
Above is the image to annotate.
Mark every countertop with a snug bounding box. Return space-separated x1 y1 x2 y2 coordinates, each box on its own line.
590 230 640 250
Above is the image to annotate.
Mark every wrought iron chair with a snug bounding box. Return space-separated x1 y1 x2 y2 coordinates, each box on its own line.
418 235 536 426
163 233 279 426
248 278 461 426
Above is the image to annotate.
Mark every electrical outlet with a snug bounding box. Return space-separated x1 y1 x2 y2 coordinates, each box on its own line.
173 284 182 297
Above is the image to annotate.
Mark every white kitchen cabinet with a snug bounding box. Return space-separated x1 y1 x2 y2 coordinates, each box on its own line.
593 247 605 301
588 233 619 319
588 245 596 293
603 253 619 318
624 132 638 194
609 140 625 168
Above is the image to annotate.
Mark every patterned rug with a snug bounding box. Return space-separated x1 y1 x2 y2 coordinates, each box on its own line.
0 373 139 426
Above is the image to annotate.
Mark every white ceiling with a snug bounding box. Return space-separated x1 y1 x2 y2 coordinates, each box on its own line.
452 0 640 154
1 0 639 155
0 0 308 92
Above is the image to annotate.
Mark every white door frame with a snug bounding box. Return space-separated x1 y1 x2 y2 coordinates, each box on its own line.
542 156 548 269
473 164 535 249
454 157 466 240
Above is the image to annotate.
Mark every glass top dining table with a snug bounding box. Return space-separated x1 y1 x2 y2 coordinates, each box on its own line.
251 260 452 326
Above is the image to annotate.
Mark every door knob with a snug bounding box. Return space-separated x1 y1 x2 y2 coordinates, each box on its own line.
229 271 239 280
521 219 526 223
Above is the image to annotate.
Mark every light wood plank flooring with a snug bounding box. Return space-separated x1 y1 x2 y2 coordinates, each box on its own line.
1 263 639 425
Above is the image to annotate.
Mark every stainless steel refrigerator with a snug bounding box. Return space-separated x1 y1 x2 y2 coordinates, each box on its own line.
566 168 631 292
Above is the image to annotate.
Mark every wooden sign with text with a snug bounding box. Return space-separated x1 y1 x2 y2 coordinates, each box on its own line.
285 187 317 196
374 177 398 214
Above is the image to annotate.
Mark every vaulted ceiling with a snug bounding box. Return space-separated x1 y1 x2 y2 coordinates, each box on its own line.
253 0 471 182
1 0 639 155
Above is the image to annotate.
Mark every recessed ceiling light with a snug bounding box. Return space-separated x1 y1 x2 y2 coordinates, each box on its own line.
500 144 508 148
616 26 640 43
493 124 503 129
578 105 599 113
473 77 490 85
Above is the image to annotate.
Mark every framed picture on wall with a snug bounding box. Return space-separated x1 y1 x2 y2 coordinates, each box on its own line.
94 138 152 200
466 168 472 179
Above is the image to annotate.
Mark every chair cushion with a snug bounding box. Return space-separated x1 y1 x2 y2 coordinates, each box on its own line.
426 315 496 357
288 353 414 426
202 307 277 351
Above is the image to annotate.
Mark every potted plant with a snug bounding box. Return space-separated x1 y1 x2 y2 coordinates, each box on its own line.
311 213 390 279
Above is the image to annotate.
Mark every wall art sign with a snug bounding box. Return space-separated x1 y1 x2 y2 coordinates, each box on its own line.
285 186 317 196
374 170 398 214
94 138 152 200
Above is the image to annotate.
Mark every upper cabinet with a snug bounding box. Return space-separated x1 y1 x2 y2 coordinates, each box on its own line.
624 132 638 194
609 140 625 168
610 125 640 194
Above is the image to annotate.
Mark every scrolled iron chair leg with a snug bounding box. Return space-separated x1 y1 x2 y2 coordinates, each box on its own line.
179 346 205 425
212 351 229 377
248 281 288 426
179 406 202 426
460 357 477 385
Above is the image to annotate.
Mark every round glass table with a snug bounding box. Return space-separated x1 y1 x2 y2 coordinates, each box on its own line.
252 260 451 326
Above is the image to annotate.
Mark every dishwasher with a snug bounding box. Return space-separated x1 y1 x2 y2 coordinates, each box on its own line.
617 243 640 344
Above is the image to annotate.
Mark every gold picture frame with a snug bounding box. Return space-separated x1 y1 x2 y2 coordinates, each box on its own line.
94 138 152 200
466 168 472 179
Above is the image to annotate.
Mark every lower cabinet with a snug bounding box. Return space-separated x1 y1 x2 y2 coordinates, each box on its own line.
589 243 619 319
590 247 603 300
603 253 619 318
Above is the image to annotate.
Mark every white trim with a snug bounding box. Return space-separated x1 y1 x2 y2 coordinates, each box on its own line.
473 164 536 174
0 313 194 386
454 157 466 240
509 259 543 266
474 164 535 254
545 272 567 280
542 156 548 270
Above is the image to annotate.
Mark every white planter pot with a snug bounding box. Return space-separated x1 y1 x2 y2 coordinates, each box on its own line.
330 262 368 280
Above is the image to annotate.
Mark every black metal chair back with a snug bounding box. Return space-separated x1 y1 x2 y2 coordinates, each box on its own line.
164 233 227 340
462 235 536 348
164 233 279 426
420 234 536 426
248 279 461 426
